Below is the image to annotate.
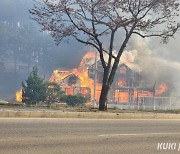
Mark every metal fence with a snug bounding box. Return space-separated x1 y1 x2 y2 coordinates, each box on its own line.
107 96 180 110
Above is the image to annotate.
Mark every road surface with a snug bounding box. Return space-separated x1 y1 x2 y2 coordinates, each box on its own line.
0 118 180 154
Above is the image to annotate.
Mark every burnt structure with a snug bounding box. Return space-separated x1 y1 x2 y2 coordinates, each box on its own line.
111 63 140 103
50 71 91 100
88 62 155 104
50 55 155 104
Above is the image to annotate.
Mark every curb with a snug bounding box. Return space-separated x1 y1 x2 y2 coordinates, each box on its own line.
0 110 180 119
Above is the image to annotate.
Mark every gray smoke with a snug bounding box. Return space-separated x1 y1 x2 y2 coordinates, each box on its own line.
124 36 180 97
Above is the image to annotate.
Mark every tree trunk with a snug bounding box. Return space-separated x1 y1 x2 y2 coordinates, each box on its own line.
99 69 110 111
98 28 133 111
98 59 120 111
99 84 109 111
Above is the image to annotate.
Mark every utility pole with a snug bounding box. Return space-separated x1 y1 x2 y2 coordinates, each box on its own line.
153 81 156 110
93 50 97 108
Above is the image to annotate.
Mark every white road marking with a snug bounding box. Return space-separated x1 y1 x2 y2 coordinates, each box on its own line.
98 133 180 137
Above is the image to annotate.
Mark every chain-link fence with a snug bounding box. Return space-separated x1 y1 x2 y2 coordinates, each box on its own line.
107 96 180 110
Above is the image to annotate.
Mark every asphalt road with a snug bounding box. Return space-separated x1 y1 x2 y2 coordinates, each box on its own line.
0 119 180 154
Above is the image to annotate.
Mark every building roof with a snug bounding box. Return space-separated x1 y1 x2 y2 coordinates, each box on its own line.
62 73 81 81
50 70 81 84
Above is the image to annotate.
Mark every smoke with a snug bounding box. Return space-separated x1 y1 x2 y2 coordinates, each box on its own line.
121 50 138 64
124 36 180 97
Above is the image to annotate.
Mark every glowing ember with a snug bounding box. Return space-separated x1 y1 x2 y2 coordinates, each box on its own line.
16 89 22 102
156 83 167 95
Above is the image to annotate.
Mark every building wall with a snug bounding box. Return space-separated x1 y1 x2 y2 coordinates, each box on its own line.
60 75 81 88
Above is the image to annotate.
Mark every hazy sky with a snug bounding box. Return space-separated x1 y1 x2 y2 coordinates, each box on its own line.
0 0 179 61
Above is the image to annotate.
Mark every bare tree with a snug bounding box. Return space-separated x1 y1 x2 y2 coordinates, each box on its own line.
30 0 180 110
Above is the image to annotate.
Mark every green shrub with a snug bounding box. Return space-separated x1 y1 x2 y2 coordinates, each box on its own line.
65 95 88 106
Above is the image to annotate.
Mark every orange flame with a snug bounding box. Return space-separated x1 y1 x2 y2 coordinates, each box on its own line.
115 90 129 103
117 78 126 87
156 83 167 95
16 89 22 102
73 52 102 100
16 52 168 104
50 52 102 100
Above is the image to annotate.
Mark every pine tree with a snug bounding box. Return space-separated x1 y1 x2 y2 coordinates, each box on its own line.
22 66 46 104
46 82 65 105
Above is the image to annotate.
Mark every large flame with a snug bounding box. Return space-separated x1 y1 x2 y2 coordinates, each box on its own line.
16 89 22 102
49 52 102 100
115 90 129 103
73 52 102 100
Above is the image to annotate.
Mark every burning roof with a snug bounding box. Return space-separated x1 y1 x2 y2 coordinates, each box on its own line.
50 71 81 84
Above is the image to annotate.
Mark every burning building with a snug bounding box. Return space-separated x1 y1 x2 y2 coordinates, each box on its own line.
16 51 168 104
89 61 157 104
49 52 99 101
49 52 167 104
50 71 91 100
